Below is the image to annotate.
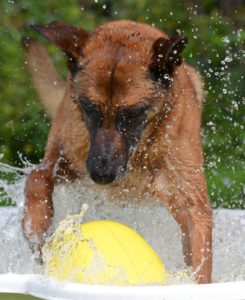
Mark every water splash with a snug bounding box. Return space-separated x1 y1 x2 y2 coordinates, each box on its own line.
0 162 244 283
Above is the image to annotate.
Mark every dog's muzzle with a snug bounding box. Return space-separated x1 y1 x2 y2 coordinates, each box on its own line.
86 128 129 184
87 155 126 184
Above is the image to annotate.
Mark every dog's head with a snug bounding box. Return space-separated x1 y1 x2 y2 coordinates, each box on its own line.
32 21 187 184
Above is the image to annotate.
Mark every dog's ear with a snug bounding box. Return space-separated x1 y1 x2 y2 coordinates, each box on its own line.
31 21 88 73
150 35 188 85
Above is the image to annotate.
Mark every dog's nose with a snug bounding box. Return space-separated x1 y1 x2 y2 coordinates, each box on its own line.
100 157 108 168
90 169 116 184
87 155 117 184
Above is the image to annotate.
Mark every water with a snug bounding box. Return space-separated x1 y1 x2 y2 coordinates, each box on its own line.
0 162 244 283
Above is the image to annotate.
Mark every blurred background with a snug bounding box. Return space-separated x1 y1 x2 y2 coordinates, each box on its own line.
0 0 244 208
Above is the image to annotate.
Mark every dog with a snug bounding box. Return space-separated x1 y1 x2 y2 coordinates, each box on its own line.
22 20 212 283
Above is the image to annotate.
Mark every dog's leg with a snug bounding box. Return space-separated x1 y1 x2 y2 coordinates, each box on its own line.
154 157 212 283
174 204 212 283
22 166 54 254
156 188 212 283
22 144 70 254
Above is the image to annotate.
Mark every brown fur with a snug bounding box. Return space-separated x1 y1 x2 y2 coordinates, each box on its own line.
23 39 66 118
22 20 212 283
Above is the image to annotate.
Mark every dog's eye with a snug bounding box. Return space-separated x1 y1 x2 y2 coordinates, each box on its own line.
116 108 147 132
126 109 143 119
123 107 146 119
79 101 95 115
83 104 95 115
79 100 101 117
79 99 102 129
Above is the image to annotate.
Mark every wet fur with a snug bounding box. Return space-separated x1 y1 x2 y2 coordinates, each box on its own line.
22 20 212 283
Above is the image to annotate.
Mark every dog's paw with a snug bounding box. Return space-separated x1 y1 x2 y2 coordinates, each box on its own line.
21 209 53 261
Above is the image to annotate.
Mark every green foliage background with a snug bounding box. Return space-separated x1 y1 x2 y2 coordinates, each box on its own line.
0 0 244 208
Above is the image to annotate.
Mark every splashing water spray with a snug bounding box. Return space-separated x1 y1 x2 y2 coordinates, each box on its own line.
43 204 172 285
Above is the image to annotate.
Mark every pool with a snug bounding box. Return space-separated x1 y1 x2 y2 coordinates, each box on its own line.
0 165 245 299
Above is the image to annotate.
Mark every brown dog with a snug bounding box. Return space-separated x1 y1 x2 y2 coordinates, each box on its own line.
22 20 212 283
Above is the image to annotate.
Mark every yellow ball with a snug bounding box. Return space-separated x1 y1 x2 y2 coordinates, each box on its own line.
43 217 167 285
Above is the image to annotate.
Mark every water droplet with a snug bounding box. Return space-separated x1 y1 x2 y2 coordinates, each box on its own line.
224 56 233 63
222 36 230 44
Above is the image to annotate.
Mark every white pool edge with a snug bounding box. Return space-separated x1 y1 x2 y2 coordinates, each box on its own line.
0 274 245 300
